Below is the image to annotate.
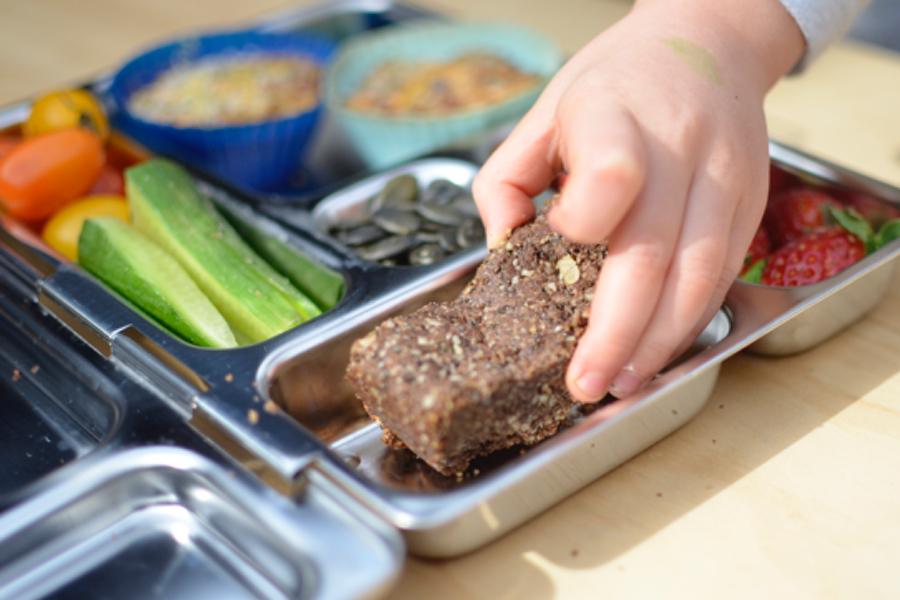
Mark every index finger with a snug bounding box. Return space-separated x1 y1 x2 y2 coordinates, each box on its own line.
472 110 561 248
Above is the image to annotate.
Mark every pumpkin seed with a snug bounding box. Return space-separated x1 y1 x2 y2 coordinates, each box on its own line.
326 175 484 266
438 227 460 252
415 229 444 244
447 192 480 217
415 202 466 226
334 223 386 246
409 243 448 266
368 174 418 213
422 178 463 205
456 217 485 248
372 207 421 235
331 207 373 229
358 234 419 262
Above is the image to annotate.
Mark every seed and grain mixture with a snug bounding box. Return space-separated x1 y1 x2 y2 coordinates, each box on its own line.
346 202 607 476
344 53 541 116
129 54 320 127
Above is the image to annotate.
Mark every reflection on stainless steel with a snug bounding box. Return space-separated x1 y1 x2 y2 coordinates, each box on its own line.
741 257 896 356
0 448 404 600
0 282 117 500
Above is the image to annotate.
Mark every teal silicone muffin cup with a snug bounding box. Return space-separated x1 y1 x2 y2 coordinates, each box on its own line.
323 21 564 170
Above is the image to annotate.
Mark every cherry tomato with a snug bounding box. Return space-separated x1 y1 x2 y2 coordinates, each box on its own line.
87 163 126 196
0 135 19 160
23 89 110 142
0 128 105 222
41 195 129 261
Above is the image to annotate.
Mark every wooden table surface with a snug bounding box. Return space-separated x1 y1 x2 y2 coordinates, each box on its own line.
3 0 900 598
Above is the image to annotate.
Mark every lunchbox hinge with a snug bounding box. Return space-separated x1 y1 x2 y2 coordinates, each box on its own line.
38 270 211 414
188 393 328 497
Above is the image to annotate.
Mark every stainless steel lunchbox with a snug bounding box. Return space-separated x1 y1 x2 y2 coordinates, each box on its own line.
2 1 900 598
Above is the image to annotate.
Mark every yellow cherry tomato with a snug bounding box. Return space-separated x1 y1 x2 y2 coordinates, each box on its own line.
24 89 110 142
41 195 129 261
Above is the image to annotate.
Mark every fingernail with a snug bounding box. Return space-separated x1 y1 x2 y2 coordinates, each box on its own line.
609 368 645 398
486 228 511 250
575 372 609 401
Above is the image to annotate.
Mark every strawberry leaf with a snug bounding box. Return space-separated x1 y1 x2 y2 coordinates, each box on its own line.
821 201 839 227
875 218 900 250
739 258 767 284
830 206 875 254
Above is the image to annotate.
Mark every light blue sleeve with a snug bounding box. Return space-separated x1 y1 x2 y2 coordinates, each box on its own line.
778 0 871 71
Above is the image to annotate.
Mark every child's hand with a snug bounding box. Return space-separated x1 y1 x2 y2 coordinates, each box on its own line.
473 0 805 401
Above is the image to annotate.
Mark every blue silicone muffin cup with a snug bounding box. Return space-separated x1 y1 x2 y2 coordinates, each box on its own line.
323 21 564 170
109 30 336 192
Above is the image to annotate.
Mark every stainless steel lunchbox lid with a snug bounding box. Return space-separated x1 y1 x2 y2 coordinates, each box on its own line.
0 266 406 600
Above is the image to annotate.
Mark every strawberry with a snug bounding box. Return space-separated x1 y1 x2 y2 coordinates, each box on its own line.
758 205 900 287
763 187 844 248
760 226 866 286
739 225 771 282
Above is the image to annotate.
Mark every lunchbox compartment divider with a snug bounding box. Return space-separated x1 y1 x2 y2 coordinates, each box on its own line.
0 101 28 130
0 222 59 302
189 386 333 497
771 141 900 203
0 280 124 505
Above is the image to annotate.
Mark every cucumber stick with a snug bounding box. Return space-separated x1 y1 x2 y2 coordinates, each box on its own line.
234 226 344 311
126 159 315 343
78 218 238 349
211 203 323 320
217 201 344 311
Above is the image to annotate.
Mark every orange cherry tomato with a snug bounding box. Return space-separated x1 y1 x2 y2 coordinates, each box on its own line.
0 128 105 222
0 135 20 160
87 163 126 196
23 89 110 142
41 195 130 261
